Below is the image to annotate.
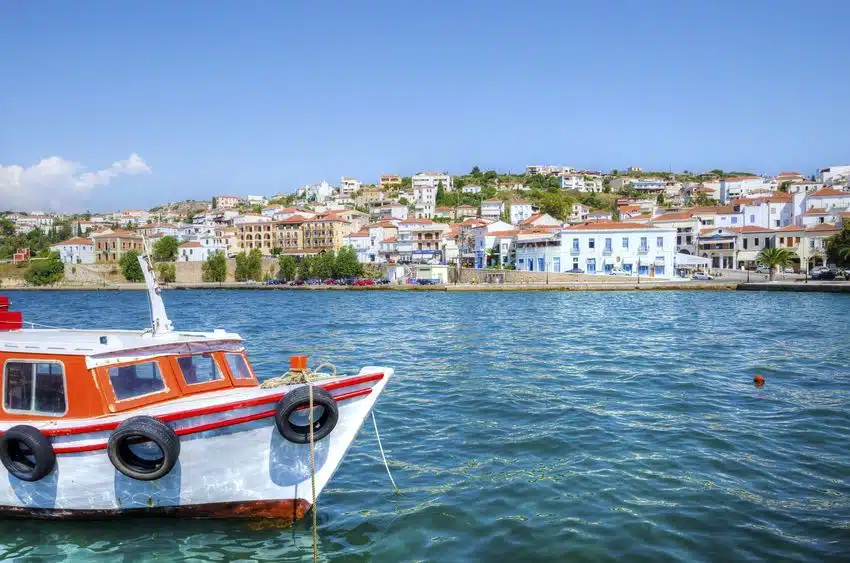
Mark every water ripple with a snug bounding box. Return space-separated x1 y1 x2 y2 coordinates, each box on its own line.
1 289 849 562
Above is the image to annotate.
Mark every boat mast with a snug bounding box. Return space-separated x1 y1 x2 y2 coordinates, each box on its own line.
139 239 174 335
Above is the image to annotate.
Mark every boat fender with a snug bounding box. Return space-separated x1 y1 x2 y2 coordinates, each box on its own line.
107 416 180 481
275 385 339 444
0 425 56 482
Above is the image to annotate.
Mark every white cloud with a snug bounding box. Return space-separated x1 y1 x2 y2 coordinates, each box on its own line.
0 153 151 212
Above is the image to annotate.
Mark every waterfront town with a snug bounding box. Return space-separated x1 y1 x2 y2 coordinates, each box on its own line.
2 164 850 286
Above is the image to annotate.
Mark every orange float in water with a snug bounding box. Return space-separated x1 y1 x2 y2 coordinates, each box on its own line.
753 375 765 387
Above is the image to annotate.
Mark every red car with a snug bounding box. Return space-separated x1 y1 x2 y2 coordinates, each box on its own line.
354 279 375 286
324 279 335 285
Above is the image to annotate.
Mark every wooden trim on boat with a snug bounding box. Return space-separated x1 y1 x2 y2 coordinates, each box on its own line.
0 498 312 521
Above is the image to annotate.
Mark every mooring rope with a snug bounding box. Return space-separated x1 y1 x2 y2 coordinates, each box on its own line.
309 383 318 563
372 411 400 495
259 363 338 388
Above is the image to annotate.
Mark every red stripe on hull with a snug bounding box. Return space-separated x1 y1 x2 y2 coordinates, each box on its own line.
0 499 312 521
50 386 374 454
2 372 384 439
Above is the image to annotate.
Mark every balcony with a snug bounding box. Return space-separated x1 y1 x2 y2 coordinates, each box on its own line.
638 246 649 254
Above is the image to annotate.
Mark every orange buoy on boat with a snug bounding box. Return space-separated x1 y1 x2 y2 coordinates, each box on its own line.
753 375 765 387
290 355 308 371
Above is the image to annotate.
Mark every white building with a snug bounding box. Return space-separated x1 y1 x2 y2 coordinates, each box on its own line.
510 200 534 224
462 184 482 194
342 230 375 263
818 165 850 185
526 165 575 176
373 203 408 221
297 181 334 203
719 176 777 203
397 218 450 263
245 195 268 206
515 222 677 277
480 200 505 221
13 215 54 234
49 237 94 264
215 195 243 209
340 177 362 197
733 193 793 229
413 172 453 193
178 240 226 262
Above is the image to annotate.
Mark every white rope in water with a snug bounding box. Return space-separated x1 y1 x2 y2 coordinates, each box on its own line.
372 411 400 495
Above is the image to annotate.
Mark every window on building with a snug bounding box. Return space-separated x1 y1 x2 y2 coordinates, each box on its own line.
731 217 738 224
743 239 748 250
640 237 648 251
754 238 760 246
656 237 663 248
538 257 545 272
553 257 560 273
604 238 612 252
3 361 66 415
686 236 692 244
572 239 579 252
108 361 167 401
750 214 755 223
588 238 595 249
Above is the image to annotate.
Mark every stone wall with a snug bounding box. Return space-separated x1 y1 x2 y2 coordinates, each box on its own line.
173 258 278 283
458 268 635 284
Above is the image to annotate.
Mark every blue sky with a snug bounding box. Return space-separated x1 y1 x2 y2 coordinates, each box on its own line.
1 0 848 212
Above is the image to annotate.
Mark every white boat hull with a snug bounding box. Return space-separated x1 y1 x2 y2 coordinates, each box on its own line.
0 367 392 521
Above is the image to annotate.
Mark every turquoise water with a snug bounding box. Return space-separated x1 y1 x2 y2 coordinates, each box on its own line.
1 289 849 562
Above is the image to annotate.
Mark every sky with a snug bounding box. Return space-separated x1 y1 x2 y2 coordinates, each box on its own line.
1 0 849 212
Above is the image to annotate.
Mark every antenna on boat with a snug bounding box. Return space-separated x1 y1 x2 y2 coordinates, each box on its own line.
139 237 174 335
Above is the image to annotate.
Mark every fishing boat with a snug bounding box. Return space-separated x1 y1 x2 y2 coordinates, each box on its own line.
0 254 392 520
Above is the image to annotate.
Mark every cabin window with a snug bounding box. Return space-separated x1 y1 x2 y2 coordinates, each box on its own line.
177 354 224 385
108 361 166 401
3 361 67 415
226 353 254 380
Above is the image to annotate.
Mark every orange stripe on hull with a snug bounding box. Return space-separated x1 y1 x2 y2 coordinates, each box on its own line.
0 499 312 522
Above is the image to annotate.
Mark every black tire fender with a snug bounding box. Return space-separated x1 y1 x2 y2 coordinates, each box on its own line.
107 416 180 481
274 385 339 444
0 425 56 482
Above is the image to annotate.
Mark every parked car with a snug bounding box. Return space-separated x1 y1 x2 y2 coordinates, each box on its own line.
755 265 770 274
566 267 584 274
783 266 795 273
354 279 375 286
609 267 630 276
324 279 335 285
811 269 836 280
692 271 713 281
265 279 282 286
289 280 305 286
417 278 440 285
375 279 390 285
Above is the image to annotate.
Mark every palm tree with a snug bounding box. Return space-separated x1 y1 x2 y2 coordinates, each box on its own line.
756 247 795 281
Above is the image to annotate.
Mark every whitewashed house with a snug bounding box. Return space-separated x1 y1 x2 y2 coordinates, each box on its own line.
719 176 777 203
49 237 94 264
340 177 361 197
480 200 505 221
510 200 534 224
516 222 677 277
462 184 482 194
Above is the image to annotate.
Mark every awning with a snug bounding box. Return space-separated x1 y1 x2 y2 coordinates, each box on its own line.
674 253 710 267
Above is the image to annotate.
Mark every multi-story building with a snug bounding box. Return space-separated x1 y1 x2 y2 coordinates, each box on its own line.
568 203 591 225
774 224 841 271
177 240 226 262
297 181 334 203
650 211 699 255
13 215 54 234
90 229 144 263
397 218 450 263
510 200 534 224
340 177 361 197
561 173 602 192
457 204 478 218
379 174 402 189
732 226 776 270
49 237 94 264
732 193 793 229
719 176 776 203
302 217 352 254
697 227 740 269
372 203 408 221
526 165 575 176
120 209 150 227
610 177 666 194
515 222 677 277
214 226 240 257
412 172 451 218
690 205 744 229
215 195 243 209
355 187 387 208
480 200 505 221
818 165 850 185
137 223 181 238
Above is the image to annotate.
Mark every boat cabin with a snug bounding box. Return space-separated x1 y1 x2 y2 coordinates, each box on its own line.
0 324 259 422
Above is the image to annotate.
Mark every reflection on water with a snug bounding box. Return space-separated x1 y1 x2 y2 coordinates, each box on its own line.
1 290 849 562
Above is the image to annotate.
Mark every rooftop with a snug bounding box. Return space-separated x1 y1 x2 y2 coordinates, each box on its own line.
565 221 658 231
51 237 93 246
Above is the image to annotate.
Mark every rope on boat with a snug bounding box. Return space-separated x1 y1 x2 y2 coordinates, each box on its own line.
372 411 400 495
259 363 339 388
309 384 318 563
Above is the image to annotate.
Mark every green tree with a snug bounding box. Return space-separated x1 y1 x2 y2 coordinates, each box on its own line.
0 217 15 237
152 236 179 262
203 251 227 282
234 249 263 281
825 223 850 267
297 255 314 280
312 250 336 279
252 204 264 214
24 252 64 286
537 191 575 221
157 262 176 283
278 255 297 281
120 250 144 282
470 166 481 176
334 246 362 278
211 197 218 209
756 247 795 281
